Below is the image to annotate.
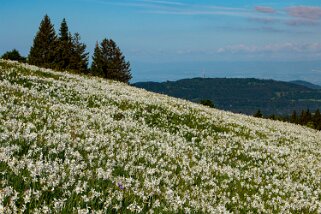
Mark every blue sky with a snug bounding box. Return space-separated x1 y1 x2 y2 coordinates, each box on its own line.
2 0 321 83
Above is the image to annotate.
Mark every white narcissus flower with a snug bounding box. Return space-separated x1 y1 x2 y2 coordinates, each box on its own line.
1 59 321 213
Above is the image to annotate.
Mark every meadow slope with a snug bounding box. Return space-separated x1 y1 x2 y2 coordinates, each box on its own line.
1 60 321 213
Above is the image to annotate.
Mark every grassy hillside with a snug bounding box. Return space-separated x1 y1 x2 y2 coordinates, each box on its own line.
1 60 321 213
134 78 321 116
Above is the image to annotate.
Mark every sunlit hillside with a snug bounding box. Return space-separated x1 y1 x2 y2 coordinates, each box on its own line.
1 60 321 213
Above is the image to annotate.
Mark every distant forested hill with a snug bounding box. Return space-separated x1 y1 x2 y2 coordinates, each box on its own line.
290 80 321 90
134 78 321 115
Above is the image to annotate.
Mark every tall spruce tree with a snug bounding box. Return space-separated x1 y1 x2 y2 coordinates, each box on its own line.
91 42 104 77
290 110 298 124
299 109 312 125
59 18 69 41
91 38 132 83
69 33 89 73
55 18 73 70
29 15 57 68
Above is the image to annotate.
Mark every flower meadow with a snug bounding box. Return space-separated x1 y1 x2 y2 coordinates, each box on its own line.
1 60 321 213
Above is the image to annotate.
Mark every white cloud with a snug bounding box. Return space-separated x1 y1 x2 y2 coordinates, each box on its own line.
217 43 321 54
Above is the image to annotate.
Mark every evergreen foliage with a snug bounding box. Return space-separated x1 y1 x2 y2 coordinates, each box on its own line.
200 99 215 108
29 15 57 68
263 109 321 131
55 18 73 70
1 14 134 82
28 16 89 73
91 38 132 83
91 42 104 77
69 33 89 74
290 110 298 124
254 109 263 118
299 109 312 125
26 15 131 78
59 18 69 41
1 49 26 62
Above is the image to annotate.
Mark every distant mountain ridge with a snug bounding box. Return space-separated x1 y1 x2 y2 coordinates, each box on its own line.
134 78 321 115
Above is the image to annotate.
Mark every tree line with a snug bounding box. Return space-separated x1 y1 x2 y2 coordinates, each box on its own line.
254 109 321 130
200 100 321 131
1 15 131 83
199 100 321 131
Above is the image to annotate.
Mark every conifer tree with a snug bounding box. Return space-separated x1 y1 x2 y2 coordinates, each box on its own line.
69 33 89 73
290 110 298 124
299 110 306 125
29 15 57 68
91 42 104 77
299 109 312 125
306 109 312 123
55 18 73 70
91 38 132 83
59 18 69 41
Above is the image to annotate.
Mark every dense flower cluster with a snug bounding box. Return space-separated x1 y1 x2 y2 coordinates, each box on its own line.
1 60 321 213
